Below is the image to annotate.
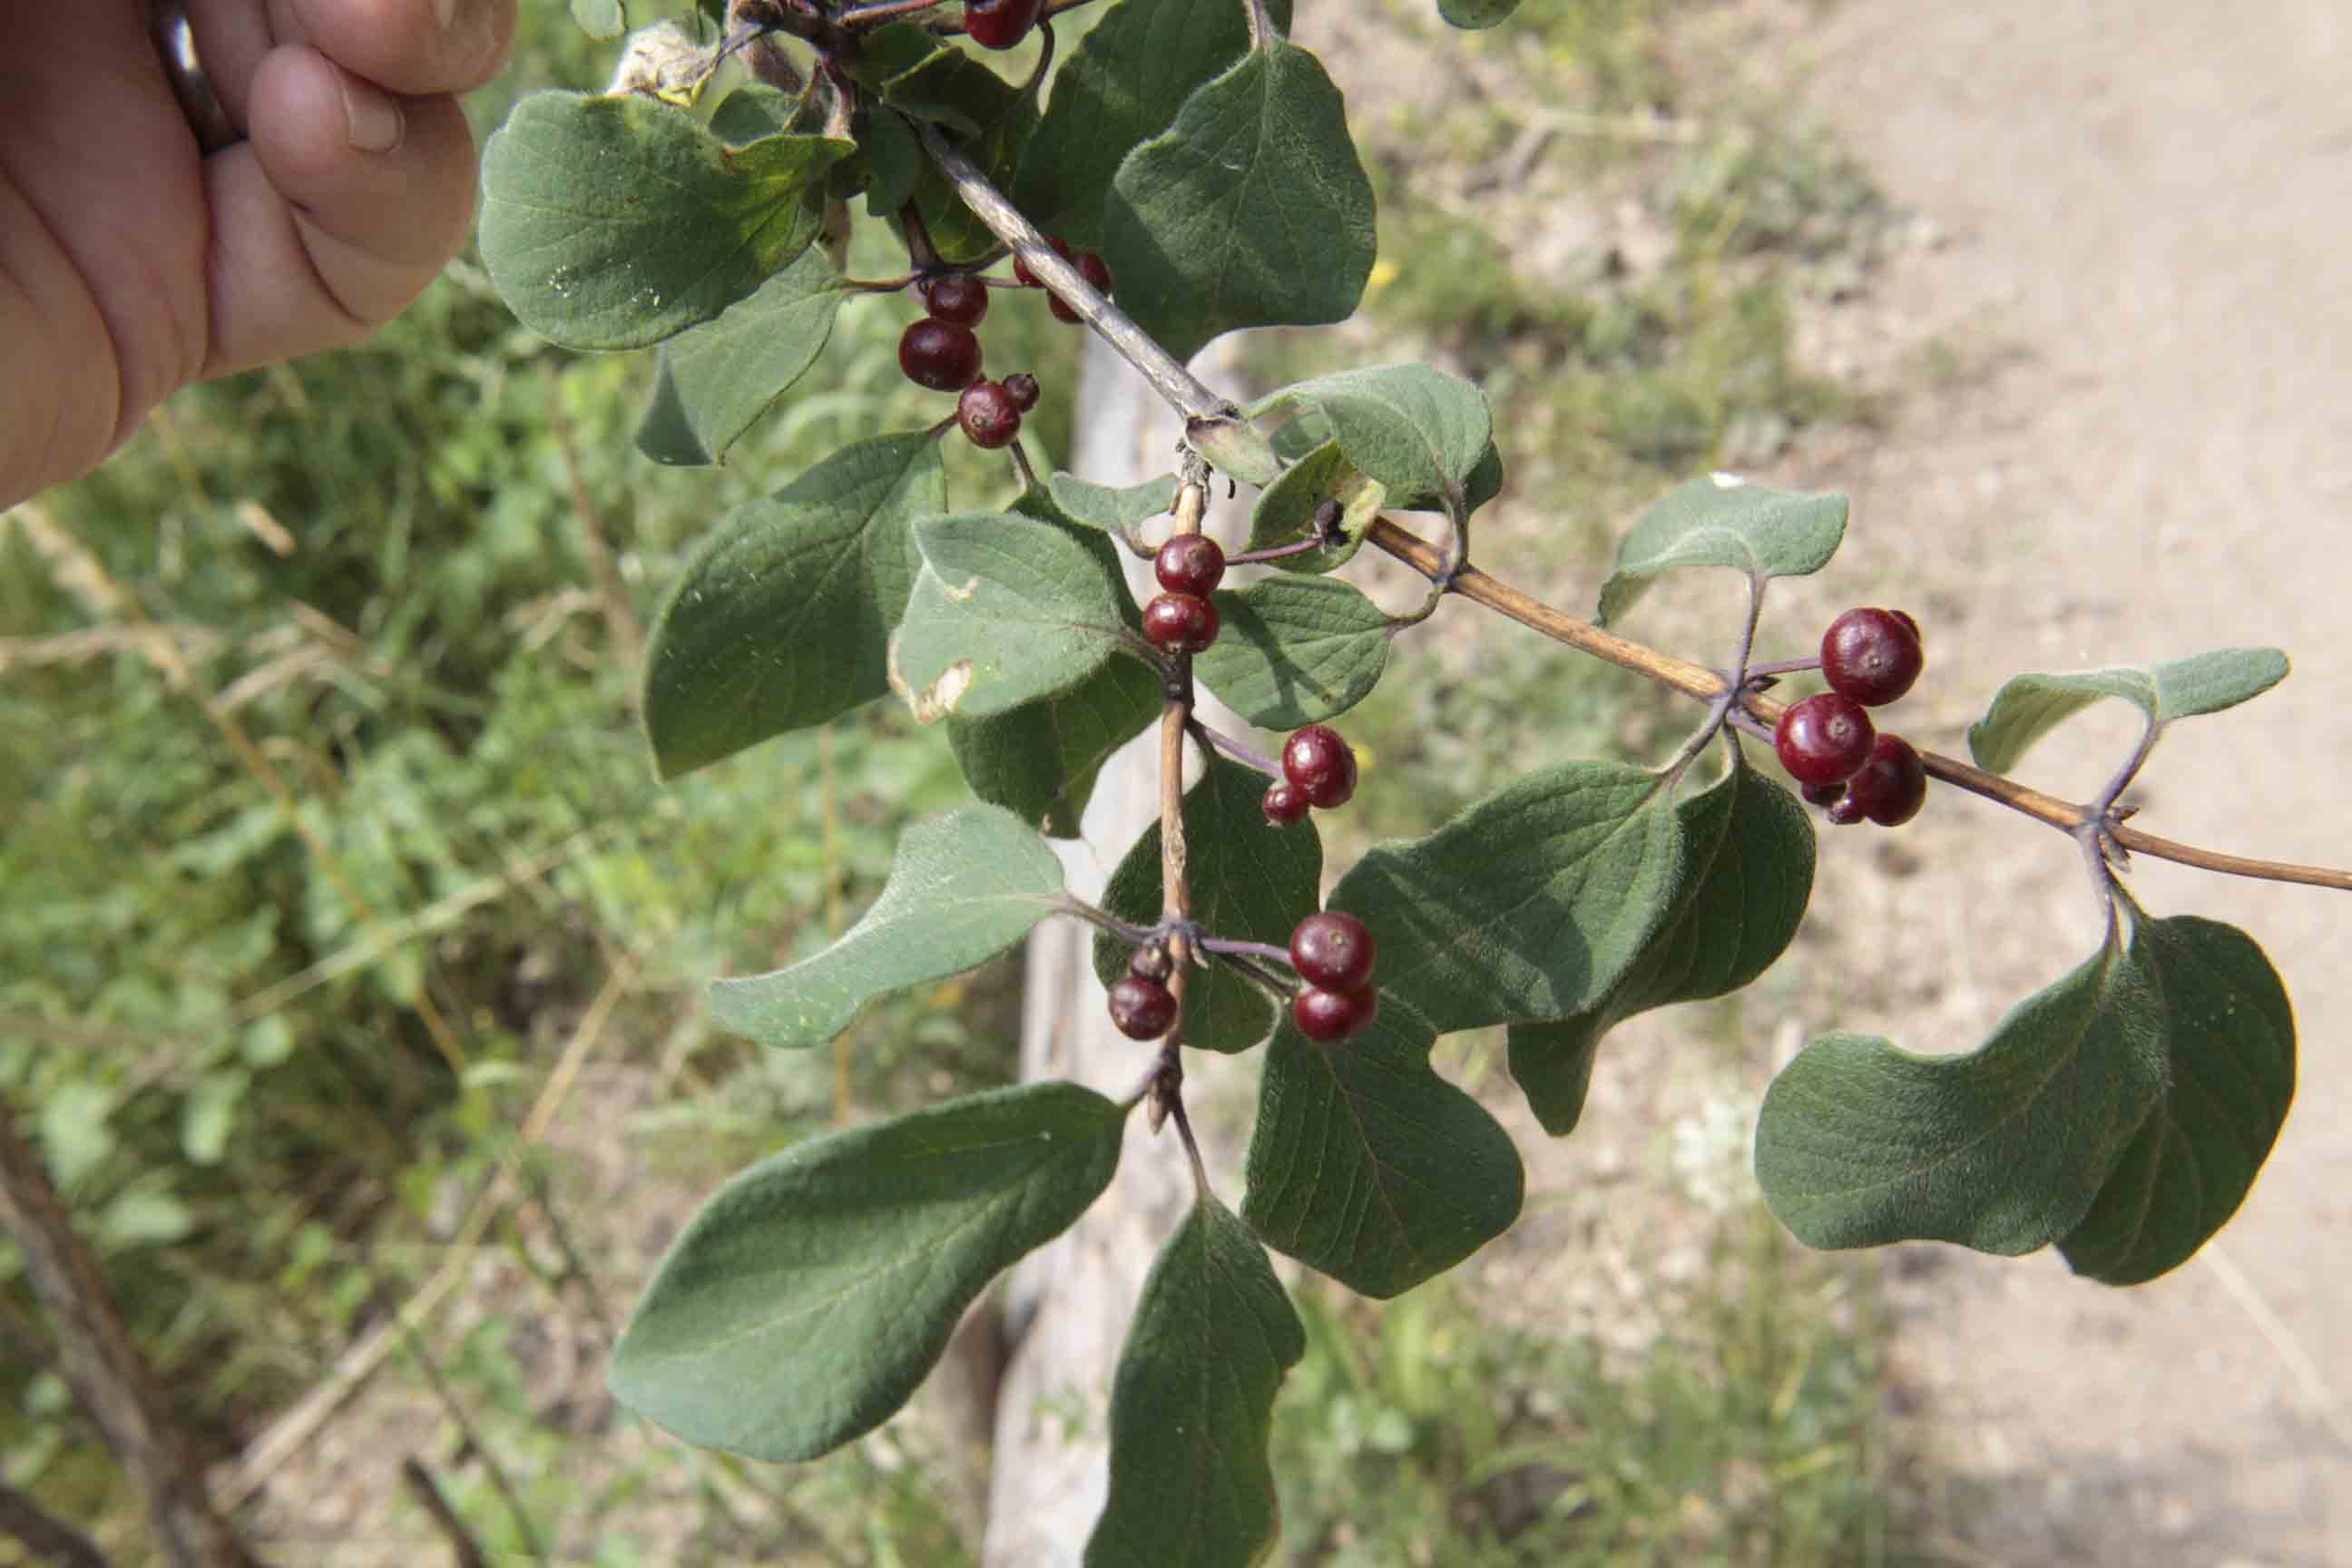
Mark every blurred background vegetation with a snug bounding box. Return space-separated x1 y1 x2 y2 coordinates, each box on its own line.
3 1 1918 1563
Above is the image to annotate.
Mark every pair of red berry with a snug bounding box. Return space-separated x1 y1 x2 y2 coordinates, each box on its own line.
1774 607 1927 827
897 277 1040 450
1012 235 1114 326
1263 726 1356 827
964 0 1044 51
1288 910 1378 1043
1107 942 1180 1040
1143 534 1224 655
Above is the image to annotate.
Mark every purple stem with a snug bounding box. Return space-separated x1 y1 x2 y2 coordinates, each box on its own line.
1197 936 1293 967
1189 719 1282 779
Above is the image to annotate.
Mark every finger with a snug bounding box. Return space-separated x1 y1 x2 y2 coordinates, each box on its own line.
191 0 514 127
201 44 476 377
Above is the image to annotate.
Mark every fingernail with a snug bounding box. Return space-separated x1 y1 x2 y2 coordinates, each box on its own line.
338 70 404 153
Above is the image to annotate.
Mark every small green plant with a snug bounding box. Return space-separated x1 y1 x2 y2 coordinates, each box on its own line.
467 0 2336 1560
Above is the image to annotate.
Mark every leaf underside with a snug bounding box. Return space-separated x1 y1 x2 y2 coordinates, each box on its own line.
1596 475 1847 627
1965 647 2289 775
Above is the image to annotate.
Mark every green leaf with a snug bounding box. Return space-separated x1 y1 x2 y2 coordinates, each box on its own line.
1242 1001 1524 1298
1014 0 1290 250
1328 761 1686 1034
570 0 627 40
1244 440 1385 573
1251 364 1494 521
610 1082 1126 1460
97 1187 194 1250
2060 916 2295 1286
948 656 1165 838
1595 475 1848 626
1965 648 2290 775
634 246 851 466
1102 40 1377 363
853 104 923 218
1510 746 1813 1136
1084 1196 1303 1568
1194 576 1393 729
1755 928 2168 1256
642 433 945 777
1044 472 1179 541
1437 0 1522 26
709 83 799 144
710 806 1063 1050
1093 753 1321 1054
891 512 1140 722
181 1072 247 1167
479 92 852 350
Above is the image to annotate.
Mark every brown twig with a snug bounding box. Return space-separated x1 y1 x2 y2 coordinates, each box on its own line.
1150 479 1211 1131
397 1458 488 1568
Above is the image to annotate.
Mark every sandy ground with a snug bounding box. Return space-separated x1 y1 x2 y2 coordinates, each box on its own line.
1772 3 2352 1562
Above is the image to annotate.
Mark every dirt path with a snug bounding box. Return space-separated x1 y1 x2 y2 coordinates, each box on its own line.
1782 3 2352 1561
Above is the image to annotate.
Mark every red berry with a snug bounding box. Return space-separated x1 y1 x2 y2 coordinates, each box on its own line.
1003 372 1041 411
1107 975 1177 1039
1128 943 1174 982
1013 234 1075 289
1154 534 1225 596
963 0 1044 50
1820 607 1925 708
1289 911 1376 993
1047 250 1113 324
1800 780 1846 808
1825 794 1866 827
916 273 989 328
1142 592 1219 654
1846 733 1927 827
899 318 983 391
1281 725 1357 809
1889 609 1921 642
956 380 1023 449
1293 985 1377 1044
1262 782 1310 827
1774 692 1875 789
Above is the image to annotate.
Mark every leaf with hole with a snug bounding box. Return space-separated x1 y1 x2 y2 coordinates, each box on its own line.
609 1082 1126 1460
1966 648 2290 775
1093 753 1321 1054
891 512 1139 722
1328 760 1686 1034
1595 475 1848 626
642 433 944 777
949 656 1165 838
1102 39 1376 363
1083 1196 1303 1568
2059 914 2295 1285
1252 363 1494 522
1242 1000 1524 1298
1511 744 1813 1136
1756 926 2168 1256
1194 576 1393 729
710 806 1064 1050
1014 0 1292 250
635 246 851 466
479 92 851 349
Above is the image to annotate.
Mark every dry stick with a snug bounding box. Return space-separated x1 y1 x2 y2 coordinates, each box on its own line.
541 360 644 688
0 1101 265 1568
396 1459 489 1568
908 140 2352 897
1150 480 1211 1132
0 1481 120 1568
222 950 642 1507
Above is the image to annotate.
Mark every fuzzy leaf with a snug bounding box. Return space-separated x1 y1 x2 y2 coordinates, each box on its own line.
479 92 851 349
1966 648 2290 775
710 806 1064 1050
890 513 1139 722
1014 0 1290 250
1102 40 1376 363
1193 576 1393 729
642 434 943 776
1044 472 1179 540
1511 746 1812 1136
1244 440 1385 573
948 656 1165 838
1242 1001 1524 1298
609 1083 1125 1460
1596 475 1848 626
1437 0 1522 27
1084 1197 1303 1568
1328 761 1685 1034
2059 916 2295 1285
1756 929 2168 1256
1252 364 1494 521
635 246 850 466
1093 753 1321 1054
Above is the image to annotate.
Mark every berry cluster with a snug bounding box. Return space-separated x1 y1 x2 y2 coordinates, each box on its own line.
1263 725 1356 826
896 233 1114 449
1774 607 1928 828
1144 534 1224 655
1289 911 1377 1043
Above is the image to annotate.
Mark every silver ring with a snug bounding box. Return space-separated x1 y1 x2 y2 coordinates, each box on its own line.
150 0 242 156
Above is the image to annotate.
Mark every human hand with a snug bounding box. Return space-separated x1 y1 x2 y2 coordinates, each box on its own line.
0 0 517 507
